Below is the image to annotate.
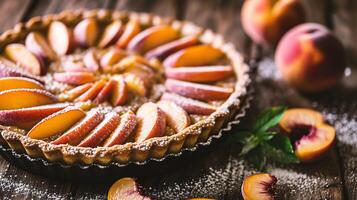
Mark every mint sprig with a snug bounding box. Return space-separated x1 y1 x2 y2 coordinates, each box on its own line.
234 106 299 170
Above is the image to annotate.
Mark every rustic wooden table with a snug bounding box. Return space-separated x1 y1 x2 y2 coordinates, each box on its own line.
0 0 356 199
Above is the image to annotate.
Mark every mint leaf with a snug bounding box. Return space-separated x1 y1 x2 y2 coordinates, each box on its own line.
256 131 276 141
261 134 299 164
239 135 259 155
252 107 286 132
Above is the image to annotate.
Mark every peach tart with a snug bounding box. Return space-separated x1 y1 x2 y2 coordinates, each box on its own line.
0 10 249 165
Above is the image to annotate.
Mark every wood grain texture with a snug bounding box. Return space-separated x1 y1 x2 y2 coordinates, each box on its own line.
0 0 32 32
0 0 356 199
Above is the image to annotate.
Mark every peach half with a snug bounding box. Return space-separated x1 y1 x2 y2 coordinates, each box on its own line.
275 23 346 92
279 108 335 162
241 0 305 45
241 173 277 200
108 177 150 200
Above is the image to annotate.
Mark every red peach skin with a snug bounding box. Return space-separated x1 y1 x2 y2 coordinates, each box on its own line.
163 45 223 67
134 102 166 143
241 0 305 45
78 112 121 147
103 110 137 147
275 23 346 92
161 93 216 115
165 79 233 101
51 109 104 145
145 35 199 60
165 66 233 83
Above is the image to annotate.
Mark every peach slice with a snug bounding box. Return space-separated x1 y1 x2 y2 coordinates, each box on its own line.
98 20 124 48
163 45 224 67
62 60 90 72
157 100 190 133
294 124 335 162
53 72 95 85
108 178 150 200
124 73 147 96
165 79 233 101
100 49 126 72
279 108 324 133
134 102 166 143
241 173 277 200
74 18 99 47
161 93 216 115
0 103 68 130
61 83 93 101
83 50 100 72
110 76 128 106
0 77 44 92
0 65 44 84
127 25 179 53
48 21 73 56
279 108 335 162
25 31 57 61
165 66 233 83
116 20 141 49
145 35 199 60
0 89 57 110
103 110 137 147
75 80 106 102
78 112 121 147
51 109 104 145
28 107 85 139
5 43 45 75
93 79 116 104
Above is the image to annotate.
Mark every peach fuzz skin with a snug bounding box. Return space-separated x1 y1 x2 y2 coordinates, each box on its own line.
241 0 305 46
275 23 346 92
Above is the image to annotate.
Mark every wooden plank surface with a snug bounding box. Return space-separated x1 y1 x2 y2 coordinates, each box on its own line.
0 0 356 199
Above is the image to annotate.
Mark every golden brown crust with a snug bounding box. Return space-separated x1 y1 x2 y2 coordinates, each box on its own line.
0 9 250 165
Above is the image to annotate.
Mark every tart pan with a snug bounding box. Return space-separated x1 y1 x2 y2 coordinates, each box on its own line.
0 89 252 182
0 9 251 173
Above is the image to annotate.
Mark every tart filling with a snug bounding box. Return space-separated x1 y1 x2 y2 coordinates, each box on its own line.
0 10 250 165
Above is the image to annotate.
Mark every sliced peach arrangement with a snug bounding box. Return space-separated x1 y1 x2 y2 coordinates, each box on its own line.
0 16 240 158
279 108 335 162
51 109 104 145
242 173 277 200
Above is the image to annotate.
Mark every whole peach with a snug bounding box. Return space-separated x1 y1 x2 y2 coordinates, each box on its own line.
275 23 347 92
241 0 305 46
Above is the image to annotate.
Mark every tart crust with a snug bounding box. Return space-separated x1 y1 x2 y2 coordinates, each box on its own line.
0 9 250 165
